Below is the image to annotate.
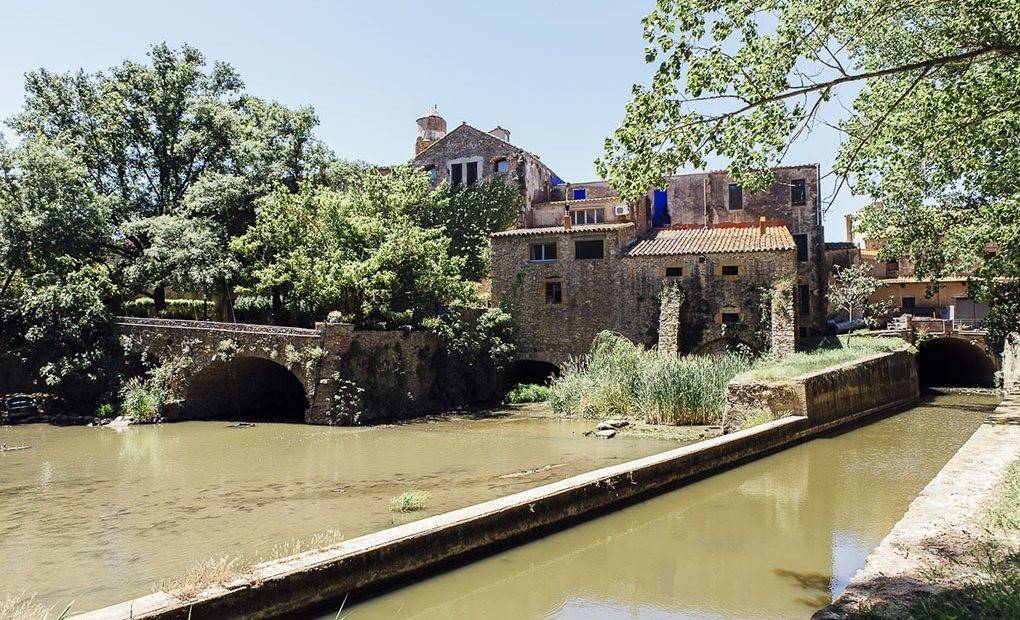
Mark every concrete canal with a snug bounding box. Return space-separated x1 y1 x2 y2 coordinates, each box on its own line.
329 392 995 620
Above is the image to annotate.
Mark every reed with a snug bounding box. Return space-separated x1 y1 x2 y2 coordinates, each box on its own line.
549 332 752 425
390 490 430 513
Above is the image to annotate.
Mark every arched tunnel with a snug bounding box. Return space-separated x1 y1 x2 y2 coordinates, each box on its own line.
916 338 997 388
505 360 561 386
182 356 309 422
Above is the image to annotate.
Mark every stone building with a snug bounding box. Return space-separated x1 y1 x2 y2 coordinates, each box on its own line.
405 108 826 368
410 106 560 214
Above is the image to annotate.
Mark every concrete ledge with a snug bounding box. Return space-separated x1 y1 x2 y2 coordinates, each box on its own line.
724 349 919 427
816 391 1020 617
76 386 917 620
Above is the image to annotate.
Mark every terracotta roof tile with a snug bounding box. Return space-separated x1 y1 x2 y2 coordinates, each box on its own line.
491 223 634 238
624 224 795 256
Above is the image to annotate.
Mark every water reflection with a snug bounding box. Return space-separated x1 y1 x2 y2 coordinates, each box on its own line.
335 393 994 620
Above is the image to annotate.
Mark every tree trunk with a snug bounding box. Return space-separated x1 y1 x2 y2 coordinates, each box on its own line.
271 286 283 326
153 285 166 313
223 281 236 323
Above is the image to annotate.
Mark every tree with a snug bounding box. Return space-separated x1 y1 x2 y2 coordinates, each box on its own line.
9 43 327 312
598 1 1020 333
412 178 522 281
827 263 880 345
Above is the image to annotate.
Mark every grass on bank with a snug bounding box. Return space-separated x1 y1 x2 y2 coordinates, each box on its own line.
0 593 71 620
747 336 904 381
390 490 430 513
504 383 553 404
548 331 751 425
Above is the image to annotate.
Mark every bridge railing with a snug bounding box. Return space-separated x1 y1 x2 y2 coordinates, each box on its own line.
113 316 322 339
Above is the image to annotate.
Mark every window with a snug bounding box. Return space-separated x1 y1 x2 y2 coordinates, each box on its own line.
572 188 587 200
665 267 683 277
791 179 807 206
721 265 739 276
902 296 916 310
545 281 563 304
794 234 809 262
450 162 463 187
574 239 604 260
728 184 743 210
466 161 479 185
529 242 557 262
798 284 810 316
495 159 510 174
722 312 741 325
570 208 605 225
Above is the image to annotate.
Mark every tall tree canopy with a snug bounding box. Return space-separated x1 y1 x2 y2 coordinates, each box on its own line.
598 1 1020 333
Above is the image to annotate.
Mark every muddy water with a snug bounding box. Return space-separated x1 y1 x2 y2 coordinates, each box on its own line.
334 392 996 620
0 413 684 613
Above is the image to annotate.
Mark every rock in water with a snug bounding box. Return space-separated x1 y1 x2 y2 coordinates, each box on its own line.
597 420 629 431
595 429 616 439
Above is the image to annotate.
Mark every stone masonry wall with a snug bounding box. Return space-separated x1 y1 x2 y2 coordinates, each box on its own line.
1003 332 1020 392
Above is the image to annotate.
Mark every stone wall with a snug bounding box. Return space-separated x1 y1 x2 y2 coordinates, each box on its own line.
723 349 919 429
490 230 797 365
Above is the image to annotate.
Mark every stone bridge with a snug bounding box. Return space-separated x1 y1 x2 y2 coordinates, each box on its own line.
872 316 999 387
115 316 357 423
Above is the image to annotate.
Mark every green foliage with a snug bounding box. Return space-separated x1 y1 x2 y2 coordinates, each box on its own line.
748 336 903 380
600 1 1020 338
389 490 430 513
549 331 752 425
119 376 163 423
123 298 210 320
504 383 553 404
425 306 516 403
827 263 884 345
412 178 522 280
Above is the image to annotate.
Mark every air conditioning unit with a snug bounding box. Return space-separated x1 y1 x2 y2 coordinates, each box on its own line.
614 204 631 217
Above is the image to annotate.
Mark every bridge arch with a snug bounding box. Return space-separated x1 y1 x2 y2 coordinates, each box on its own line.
182 356 310 422
506 360 561 386
916 337 997 387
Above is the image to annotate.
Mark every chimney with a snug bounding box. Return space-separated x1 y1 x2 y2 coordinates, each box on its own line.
845 213 854 243
759 216 766 236
489 126 511 143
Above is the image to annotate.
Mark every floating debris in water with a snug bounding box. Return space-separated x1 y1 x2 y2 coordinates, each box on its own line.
1 444 31 452
228 422 256 428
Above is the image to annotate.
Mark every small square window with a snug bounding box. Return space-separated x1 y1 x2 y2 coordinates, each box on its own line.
572 188 587 200
495 159 510 174
721 265 739 276
574 239 604 260
722 312 741 325
545 281 563 304
728 184 743 210
791 179 807 206
665 267 683 277
902 296 916 310
529 242 557 262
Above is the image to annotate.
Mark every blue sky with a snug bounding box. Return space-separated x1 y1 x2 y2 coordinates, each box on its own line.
0 0 866 239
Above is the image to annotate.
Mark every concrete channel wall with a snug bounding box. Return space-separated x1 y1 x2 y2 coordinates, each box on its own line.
77 350 920 620
723 349 919 427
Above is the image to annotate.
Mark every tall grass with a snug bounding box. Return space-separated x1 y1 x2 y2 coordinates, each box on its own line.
549 332 752 425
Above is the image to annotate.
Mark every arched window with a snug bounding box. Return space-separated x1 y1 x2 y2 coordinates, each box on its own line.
494 159 510 174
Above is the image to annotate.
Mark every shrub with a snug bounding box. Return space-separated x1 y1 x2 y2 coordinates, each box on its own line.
123 297 209 320
504 383 553 404
549 331 752 425
118 376 163 423
390 490 430 513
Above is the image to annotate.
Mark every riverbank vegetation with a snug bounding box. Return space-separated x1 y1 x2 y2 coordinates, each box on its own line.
747 337 904 381
390 490 430 513
504 383 553 404
0 43 521 416
549 332 751 425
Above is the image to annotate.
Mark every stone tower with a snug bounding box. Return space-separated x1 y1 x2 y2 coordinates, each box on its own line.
415 106 447 156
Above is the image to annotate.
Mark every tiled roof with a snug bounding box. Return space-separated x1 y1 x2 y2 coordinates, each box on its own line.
825 241 859 251
624 224 795 256
533 196 623 208
491 223 634 238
